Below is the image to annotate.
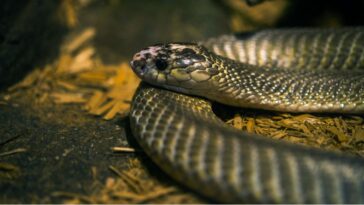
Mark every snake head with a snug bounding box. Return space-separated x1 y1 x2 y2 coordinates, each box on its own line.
130 43 218 94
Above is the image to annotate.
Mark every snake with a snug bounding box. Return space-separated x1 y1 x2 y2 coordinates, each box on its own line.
129 27 364 203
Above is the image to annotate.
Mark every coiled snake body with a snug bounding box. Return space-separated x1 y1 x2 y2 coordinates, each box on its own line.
129 28 364 203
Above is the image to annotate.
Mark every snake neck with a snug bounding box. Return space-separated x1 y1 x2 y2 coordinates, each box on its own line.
207 55 364 113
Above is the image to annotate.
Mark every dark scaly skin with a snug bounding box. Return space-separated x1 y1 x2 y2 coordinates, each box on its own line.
129 28 364 203
195 51 364 113
202 27 364 70
130 83 364 203
130 41 364 113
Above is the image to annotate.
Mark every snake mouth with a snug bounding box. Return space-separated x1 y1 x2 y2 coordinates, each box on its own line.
130 59 148 78
163 83 193 94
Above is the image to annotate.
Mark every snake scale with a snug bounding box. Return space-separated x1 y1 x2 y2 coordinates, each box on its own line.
129 27 364 203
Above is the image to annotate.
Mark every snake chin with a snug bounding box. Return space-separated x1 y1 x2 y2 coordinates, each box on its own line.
144 80 195 96
161 84 193 95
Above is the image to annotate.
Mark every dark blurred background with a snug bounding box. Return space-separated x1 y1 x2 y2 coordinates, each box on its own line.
1 0 364 90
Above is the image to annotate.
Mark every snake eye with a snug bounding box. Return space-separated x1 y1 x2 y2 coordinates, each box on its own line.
155 59 168 70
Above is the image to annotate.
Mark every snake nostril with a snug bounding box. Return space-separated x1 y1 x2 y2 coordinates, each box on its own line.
141 65 147 72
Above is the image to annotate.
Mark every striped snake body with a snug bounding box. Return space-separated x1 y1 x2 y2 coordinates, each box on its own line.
129 28 364 203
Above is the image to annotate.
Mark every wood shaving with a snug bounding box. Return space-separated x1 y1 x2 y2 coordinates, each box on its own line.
7 28 140 120
227 112 364 156
55 159 203 204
